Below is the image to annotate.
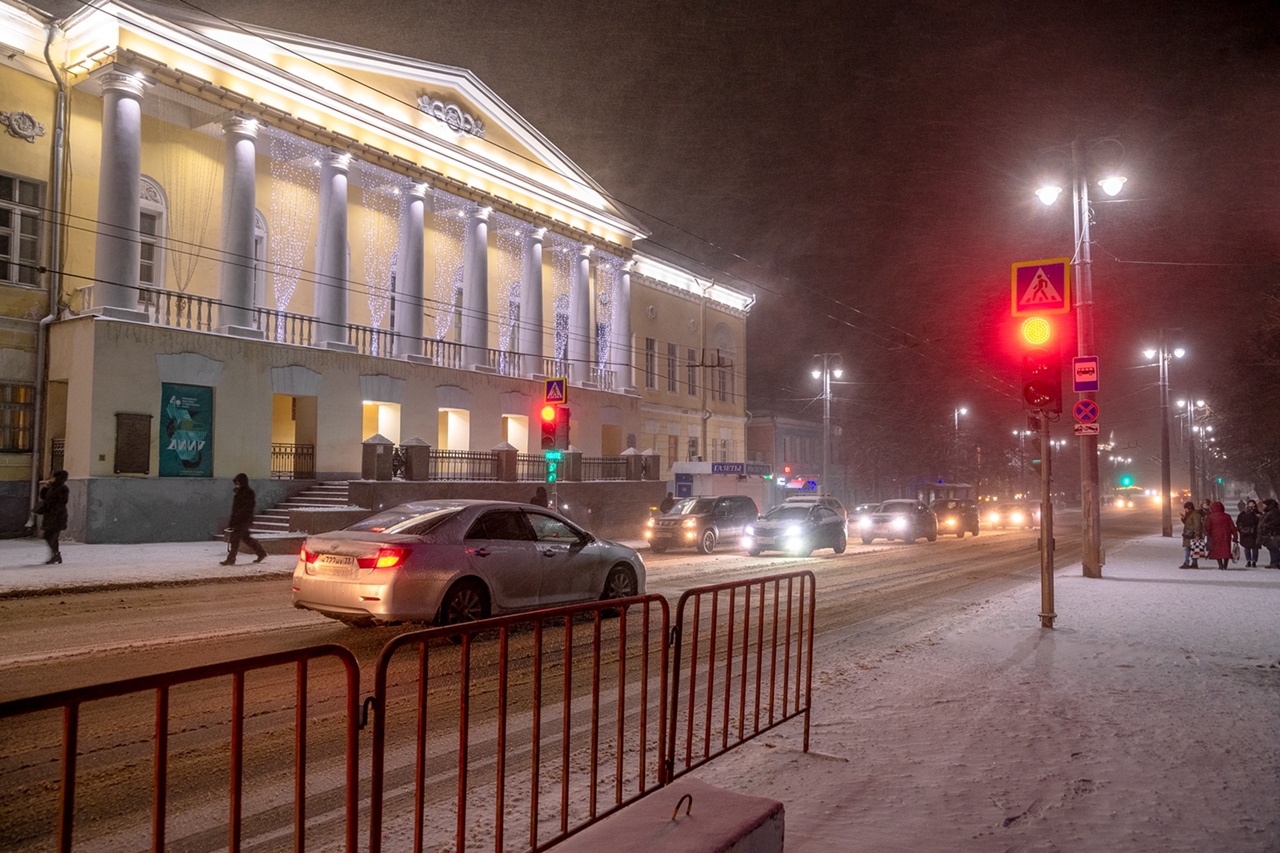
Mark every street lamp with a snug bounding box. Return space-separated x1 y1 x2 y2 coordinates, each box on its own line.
954 406 968 432
811 353 843 497
1176 399 1208 501
1037 138 1127 580
1142 334 1186 537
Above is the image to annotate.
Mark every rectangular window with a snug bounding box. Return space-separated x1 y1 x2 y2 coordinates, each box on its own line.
0 384 35 452
139 211 159 286
667 434 678 469
687 348 697 396
666 342 677 392
0 174 43 287
644 338 656 389
717 364 728 402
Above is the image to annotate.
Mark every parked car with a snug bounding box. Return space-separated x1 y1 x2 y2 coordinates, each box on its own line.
743 503 848 556
987 502 1040 529
644 494 759 554
292 500 644 627
782 494 849 523
857 499 938 544
930 498 981 538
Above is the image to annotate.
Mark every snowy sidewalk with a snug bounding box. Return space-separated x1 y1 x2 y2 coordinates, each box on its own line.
0 538 293 594
689 533 1280 851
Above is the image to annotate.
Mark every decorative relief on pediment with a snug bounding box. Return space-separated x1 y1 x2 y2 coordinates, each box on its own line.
417 95 485 138
0 110 45 143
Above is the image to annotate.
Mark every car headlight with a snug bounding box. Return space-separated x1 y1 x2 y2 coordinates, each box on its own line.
891 517 907 531
1011 512 1024 524
646 517 655 528
859 517 872 528
682 518 697 529
988 512 1000 523
945 517 956 526
785 525 802 537
744 525 755 537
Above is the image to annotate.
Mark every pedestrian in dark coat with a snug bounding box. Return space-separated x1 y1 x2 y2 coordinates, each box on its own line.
222 473 267 565
1179 501 1203 568
1236 499 1261 567
659 491 676 513
1203 501 1237 570
529 485 549 507
1260 498 1280 569
36 469 69 565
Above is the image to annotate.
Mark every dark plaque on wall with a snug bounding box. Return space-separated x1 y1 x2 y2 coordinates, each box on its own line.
115 412 152 474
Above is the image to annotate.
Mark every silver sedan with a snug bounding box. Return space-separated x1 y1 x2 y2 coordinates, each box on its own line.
292 500 645 627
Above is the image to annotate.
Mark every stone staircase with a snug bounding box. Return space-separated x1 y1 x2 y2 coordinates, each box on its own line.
250 481 353 537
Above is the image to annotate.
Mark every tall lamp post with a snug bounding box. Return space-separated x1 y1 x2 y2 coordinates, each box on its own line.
1037 139 1126 579
1177 398 1207 501
1143 334 1185 537
812 354 843 497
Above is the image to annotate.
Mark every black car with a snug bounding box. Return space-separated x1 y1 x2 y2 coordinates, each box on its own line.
931 499 980 538
743 503 848 556
857 499 938 544
644 494 759 554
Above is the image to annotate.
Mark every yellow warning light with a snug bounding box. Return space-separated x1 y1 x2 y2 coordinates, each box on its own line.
1020 316 1052 346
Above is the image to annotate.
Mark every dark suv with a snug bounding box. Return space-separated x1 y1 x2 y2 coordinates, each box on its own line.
645 494 759 554
930 498 980 538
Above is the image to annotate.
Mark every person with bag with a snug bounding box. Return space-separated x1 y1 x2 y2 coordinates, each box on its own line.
1179 500 1204 569
1203 501 1237 570
1259 498 1280 569
35 470 69 565
1236 499 1262 567
222 473 268 566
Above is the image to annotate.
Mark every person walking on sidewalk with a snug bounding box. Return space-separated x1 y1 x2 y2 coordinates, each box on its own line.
1179 501 1204 568
1259 498 1280 569
222 473 267 566
1203 501 1237 570
1236 499 1261 567
35 470 69 565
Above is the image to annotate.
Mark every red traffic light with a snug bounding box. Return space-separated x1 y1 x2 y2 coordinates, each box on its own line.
540 405 558 450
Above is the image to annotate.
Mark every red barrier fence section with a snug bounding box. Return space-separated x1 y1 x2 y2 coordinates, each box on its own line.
367 595 669 853
666 571 816 781
0 645 361 853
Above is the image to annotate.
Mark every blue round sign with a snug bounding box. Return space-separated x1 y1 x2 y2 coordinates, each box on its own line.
1073 399 1099 424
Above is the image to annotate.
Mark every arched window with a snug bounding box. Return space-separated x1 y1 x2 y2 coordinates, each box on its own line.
138 175 168 299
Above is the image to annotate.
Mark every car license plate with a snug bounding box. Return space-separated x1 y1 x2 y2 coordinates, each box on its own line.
756 536 774 545
314 554 356 576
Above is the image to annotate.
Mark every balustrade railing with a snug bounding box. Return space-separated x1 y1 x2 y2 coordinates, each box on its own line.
348 324 396 358
254 307 315 346
271 443 315 479
589 366 616 391
424 339 464 370
429 448 499 481
139 285 217 331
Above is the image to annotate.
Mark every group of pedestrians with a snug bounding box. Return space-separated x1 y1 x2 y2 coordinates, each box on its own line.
1179 497 1280 570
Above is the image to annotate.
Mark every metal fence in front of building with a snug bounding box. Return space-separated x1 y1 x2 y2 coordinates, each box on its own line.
271 443 315 479
429 448 499 481
581 456 627 481
516 453 549 482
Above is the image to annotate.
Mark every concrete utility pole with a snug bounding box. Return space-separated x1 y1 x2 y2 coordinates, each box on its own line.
1072 140 1103 579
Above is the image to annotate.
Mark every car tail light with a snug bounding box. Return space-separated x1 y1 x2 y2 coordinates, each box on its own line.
357 547 409 569
301 547 319 564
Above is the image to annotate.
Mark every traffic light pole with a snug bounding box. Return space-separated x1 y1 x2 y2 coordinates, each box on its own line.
1038 414 1056 628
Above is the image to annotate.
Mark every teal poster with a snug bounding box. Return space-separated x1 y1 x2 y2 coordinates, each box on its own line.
160 383 213 477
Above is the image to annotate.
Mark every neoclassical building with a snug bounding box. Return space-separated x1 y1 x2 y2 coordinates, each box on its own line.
0 0 752 540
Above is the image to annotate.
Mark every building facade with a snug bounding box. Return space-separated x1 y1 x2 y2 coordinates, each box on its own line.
0 0 751 541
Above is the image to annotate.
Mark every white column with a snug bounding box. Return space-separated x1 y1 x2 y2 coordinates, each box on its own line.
569 244 593 382
461 205 491 366
396 182 429 357
314 148 352 349
92 69 148 316
611 259 635 391
217 115 261 334
519 227 546 374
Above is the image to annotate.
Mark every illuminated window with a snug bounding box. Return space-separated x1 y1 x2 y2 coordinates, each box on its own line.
0 384 34 452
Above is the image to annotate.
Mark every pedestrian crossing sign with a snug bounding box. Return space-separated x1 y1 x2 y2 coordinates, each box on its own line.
544 377 567 404
1011 257 1071 316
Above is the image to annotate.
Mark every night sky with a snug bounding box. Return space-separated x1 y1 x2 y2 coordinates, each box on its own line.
56 0 1280 487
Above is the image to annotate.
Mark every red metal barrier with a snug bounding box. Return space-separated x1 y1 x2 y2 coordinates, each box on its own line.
367 595 669 853
666 571 816 780
0 644 361 853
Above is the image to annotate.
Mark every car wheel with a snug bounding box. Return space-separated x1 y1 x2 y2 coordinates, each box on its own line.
834 532 847 554
337 616 375 629
955 530 965 538
601 565 637 601
697 529 717 554
972 527 980 536
747 548 762 556
861 535 873 545
926 529 937 542
438 579 489 627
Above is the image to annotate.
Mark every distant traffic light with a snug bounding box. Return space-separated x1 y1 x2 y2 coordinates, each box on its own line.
540 405 558 450
1119 474 1134 488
